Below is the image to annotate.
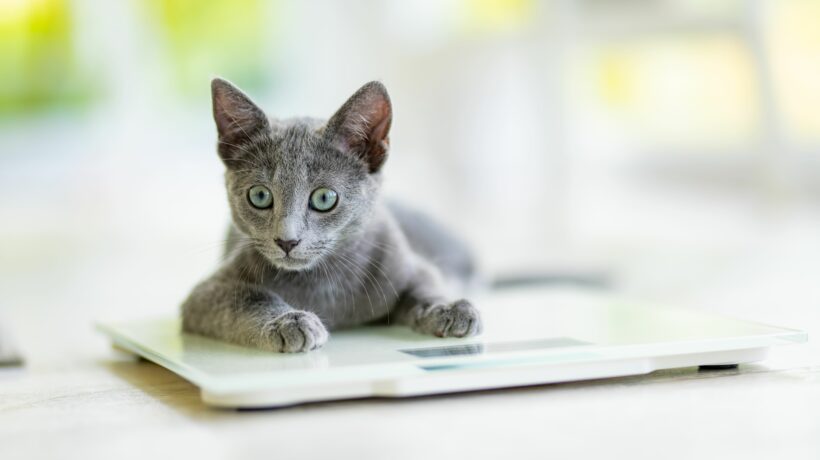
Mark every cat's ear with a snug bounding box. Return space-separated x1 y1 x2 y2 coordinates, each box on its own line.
325 81 392 173
211 78 269 159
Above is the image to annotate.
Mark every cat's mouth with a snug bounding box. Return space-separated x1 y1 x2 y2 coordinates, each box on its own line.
269 254 315 271
256 244 321 271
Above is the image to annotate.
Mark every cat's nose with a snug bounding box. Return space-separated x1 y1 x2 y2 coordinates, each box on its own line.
275 238 300 255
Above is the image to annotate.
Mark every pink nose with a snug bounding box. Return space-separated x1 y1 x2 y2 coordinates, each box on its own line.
275 238 300 255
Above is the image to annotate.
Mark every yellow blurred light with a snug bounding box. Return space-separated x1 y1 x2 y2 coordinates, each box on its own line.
598 53 636 107
769 0 820 142
462 0 533 34
588 36 759 150
0 0 48 23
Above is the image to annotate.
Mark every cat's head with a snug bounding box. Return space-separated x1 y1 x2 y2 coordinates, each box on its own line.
211 78 392 271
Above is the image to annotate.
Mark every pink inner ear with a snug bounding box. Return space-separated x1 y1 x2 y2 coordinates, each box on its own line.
364 113 391 172
212 80 267 142
215 99 254 138
353 98 392 170
326 81 393 172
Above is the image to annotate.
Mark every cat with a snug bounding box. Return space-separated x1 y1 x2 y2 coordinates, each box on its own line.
181 78 482 352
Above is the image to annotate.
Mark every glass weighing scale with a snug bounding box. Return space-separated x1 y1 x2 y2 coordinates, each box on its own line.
97 288 807 408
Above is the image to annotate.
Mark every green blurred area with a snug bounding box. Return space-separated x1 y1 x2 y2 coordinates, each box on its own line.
0 0 274 118
0 0 94 116
0 0 818 145
144 0 274 97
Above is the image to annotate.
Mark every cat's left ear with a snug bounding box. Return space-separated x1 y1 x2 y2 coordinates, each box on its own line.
325 81 392 173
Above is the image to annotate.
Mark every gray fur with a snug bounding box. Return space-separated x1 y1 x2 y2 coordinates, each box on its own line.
181 78 482 352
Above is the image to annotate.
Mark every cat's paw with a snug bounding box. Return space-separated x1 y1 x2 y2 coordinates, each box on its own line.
414 299 482 338
267 310 329 352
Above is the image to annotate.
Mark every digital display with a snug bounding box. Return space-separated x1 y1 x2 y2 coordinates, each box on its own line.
400 337 589 358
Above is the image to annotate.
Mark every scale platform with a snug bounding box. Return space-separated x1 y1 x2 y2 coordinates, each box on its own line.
97 288 807 409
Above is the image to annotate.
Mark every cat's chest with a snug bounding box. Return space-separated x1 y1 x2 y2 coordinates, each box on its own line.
267 269 400 327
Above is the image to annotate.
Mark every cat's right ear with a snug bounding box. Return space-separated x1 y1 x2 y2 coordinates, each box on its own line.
325 81 392 173
211 78 269 165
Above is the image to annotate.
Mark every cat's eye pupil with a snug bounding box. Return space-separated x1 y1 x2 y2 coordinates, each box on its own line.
310 187 338 212
248 185 273 209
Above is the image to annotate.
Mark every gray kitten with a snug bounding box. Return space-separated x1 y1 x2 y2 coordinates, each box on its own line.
181 78 482 352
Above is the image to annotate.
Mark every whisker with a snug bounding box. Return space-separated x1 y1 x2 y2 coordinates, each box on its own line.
330 253 374 317
336 251 388 306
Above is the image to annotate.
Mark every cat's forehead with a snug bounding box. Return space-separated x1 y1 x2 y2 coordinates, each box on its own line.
273 122 322 158
245 119 366 183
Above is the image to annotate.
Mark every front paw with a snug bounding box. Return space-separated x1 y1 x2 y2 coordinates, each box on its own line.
267 310 329 352
415 299 482 338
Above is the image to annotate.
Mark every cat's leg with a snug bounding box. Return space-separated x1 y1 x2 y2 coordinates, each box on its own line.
394 256 482 338
181 278 328 352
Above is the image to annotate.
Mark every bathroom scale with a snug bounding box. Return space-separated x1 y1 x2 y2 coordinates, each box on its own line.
97 288 807 409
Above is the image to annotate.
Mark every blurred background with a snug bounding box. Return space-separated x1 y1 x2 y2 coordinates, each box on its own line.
2 0 819 365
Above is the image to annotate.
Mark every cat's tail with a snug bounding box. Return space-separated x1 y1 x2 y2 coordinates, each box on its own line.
387 200 479 287
388 200 610 292
489 271 611 290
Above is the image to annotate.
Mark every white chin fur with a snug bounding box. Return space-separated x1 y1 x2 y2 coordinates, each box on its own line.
269 256 314 271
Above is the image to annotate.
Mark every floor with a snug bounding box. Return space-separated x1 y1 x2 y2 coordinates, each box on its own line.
1 283 818 460
1 340 817 459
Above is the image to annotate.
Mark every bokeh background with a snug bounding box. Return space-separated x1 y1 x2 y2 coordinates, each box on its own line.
2 0 819 364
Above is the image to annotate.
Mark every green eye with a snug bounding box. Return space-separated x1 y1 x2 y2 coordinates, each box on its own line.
309 187 338 212
248 185 273 209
